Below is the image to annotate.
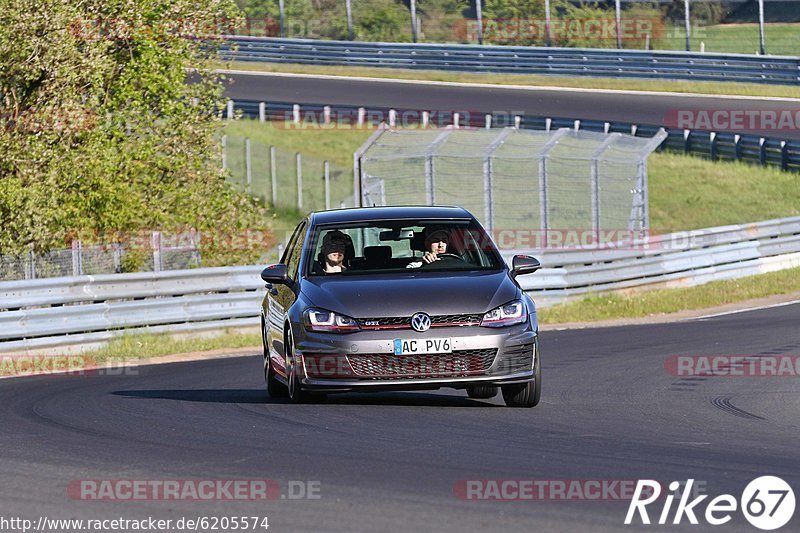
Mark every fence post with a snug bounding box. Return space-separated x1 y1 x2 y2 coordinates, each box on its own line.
410 0 418 43
345 0 354 40
684 0 691 51
221 135 227 170
245 138 252 194
26 246 35 280
152 231 162 273
475 0 483 45
71 240 83 276
113 243 122 273
279 0 285 37
270 146 277 206
324 160 331 210
296 152 303 210
259 102 266 123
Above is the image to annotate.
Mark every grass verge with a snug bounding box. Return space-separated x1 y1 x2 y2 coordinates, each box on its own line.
219 60 800 99
539 266 800 324
87 329 261 366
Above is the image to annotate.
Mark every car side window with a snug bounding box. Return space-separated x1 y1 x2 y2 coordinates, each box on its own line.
285 221 307 281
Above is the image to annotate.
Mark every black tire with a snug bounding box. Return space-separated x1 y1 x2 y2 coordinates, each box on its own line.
466 385 498 399
286 327 314 404
502 361 541 408
263 318 288 398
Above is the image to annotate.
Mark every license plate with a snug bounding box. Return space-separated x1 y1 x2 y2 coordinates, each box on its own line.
393 338 452 355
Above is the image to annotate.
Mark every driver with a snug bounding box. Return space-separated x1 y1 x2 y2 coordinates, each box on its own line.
406 227 453 269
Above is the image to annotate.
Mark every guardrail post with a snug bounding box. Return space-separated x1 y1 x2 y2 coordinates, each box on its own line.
422 111 429 128
389 109 397 127
296 152 303 210
323 105 331 126
604 122 610 134
545 118 552 132
270 146 277 207
358 107 365 128
485 114 492 129
684 129 691 153
259 102 266 123
453 112 460 128
292 104 300 126
759 137 767 165
709 131 718 161
734 134 742 160
514 115 521 129
631 124 638 136
780 141 788 170
324 160 331 210
574 120 580 132
245 138 252 194
226 100 234 120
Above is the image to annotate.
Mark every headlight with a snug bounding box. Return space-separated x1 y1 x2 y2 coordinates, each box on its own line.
303 308 360 333
480 300 527 327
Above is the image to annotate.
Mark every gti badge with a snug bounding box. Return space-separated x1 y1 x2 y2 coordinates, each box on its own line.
411 312 432 332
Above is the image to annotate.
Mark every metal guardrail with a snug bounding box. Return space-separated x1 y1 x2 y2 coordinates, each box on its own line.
220 36 800 85
228 100 800 172
1 217 799 353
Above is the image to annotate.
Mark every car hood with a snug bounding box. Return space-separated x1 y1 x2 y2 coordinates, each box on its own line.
301 270 518 318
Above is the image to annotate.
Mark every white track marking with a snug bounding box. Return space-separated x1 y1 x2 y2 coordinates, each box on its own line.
693 299 800 320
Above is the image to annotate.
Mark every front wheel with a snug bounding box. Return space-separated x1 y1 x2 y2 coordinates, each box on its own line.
502 362 541 408
286 328 314 404
263 319 288 398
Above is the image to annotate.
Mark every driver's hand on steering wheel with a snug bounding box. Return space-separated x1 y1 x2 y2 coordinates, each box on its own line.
422 251 439 264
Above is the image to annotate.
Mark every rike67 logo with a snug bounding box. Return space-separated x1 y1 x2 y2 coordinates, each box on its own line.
625 477 795 530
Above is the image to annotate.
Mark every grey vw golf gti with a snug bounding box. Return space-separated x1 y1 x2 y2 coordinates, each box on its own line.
260 206 542 407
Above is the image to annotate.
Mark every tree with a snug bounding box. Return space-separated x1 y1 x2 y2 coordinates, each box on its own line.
0 0 271 265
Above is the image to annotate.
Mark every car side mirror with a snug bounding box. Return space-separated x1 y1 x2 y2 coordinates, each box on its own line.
511 255 541 278
261 264 290 285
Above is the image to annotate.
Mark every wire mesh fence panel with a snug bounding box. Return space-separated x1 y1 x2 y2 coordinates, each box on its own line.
357 126 664 246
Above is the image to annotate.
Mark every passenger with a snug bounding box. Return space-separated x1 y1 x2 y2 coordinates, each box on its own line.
406 227 451 269
319 231 349 273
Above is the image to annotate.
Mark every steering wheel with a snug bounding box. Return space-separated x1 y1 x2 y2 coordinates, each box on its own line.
436 253 465 261
420 253 467 268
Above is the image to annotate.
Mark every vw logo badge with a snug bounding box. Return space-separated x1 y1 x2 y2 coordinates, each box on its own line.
411 312 431 332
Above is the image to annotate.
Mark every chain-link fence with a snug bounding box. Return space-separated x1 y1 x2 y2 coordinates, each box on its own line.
357 126 667 237
222 132 357 212
231 0 800 55
0 235 202 282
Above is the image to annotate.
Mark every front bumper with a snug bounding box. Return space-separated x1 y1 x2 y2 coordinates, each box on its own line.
293 324 537 393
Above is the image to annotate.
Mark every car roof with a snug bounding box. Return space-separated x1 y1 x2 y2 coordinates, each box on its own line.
309 205 474 225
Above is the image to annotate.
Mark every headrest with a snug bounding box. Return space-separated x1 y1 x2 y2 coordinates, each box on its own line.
364 245 392 263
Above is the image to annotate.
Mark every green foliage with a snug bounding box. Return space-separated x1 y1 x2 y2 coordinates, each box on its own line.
0 0 273 266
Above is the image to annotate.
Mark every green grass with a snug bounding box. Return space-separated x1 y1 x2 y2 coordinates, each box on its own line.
540 266 800 324
219 60 800 100
656 23 800 56
649 152 800 232
86 329 262 366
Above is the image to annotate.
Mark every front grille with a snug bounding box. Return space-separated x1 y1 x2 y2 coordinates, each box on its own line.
501 343 535 374
347 348 497 379
357 313 483 330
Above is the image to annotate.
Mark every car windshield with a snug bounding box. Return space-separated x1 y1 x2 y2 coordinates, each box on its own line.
306 219 503 276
